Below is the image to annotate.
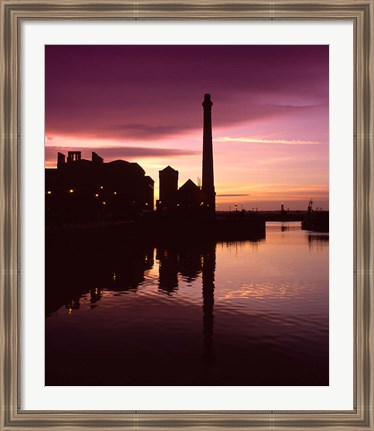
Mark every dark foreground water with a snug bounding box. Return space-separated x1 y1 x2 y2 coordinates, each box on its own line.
45 222 328 386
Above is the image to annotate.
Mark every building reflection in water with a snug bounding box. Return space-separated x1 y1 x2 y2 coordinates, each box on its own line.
65 297 80 315
154 243 216 363
307 234 329 252
90 287 103 307
157 247 179 294
47 236 259 365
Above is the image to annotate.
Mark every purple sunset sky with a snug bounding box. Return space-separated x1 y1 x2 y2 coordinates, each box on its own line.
45 45 329 210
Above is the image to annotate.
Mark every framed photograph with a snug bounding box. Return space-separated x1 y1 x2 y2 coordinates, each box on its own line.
1 0 373 429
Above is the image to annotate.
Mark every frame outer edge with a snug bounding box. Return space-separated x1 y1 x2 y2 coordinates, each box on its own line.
7 3 19 429
364 0 373 428
0 1 6 430
356 1 374 428
0 0 372 430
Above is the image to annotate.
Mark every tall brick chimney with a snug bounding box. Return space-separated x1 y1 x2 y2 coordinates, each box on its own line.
202 94 216 216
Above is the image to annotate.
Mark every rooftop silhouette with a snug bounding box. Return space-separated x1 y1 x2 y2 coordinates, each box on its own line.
45 94 267 240
46 94 221 225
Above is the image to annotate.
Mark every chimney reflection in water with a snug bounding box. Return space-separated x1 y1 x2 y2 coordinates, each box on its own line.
202 244 216 366
156 243 216 364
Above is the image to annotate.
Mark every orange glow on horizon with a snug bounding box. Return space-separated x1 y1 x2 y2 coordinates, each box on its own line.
45 110 328 211
45 136 328 210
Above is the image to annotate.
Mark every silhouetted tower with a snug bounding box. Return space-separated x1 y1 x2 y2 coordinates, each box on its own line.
57 152 65 170
158 166 178 210
202 94 216 216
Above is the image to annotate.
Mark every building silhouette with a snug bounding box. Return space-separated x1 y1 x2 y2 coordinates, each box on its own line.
46 151 154 224
158 165 179 209
46 94 217 224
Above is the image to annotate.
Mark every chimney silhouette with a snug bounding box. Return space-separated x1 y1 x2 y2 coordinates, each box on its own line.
202 94 216 216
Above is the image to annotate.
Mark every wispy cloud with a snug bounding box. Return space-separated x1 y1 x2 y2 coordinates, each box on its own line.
106 122 195 139
217 193 250 197
216 137 321 145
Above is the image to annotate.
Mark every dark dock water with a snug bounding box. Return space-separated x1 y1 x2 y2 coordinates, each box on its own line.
45 221 328 386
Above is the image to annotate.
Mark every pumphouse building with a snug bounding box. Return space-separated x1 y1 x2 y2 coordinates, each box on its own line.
45 151 154 224
156 93 216 217
46 93 216 225
156 166 205 213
